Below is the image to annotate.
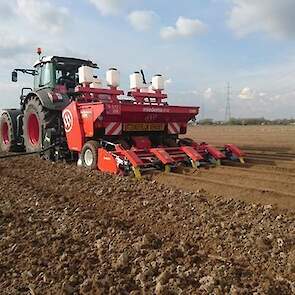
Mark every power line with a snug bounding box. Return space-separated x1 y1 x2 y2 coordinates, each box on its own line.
225 82 231 122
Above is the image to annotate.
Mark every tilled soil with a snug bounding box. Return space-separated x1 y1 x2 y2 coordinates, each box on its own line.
0 156 294 294
186 126 295 153
154 153 295 210
156 126 295 210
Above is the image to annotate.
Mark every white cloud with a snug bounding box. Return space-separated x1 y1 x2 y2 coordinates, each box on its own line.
204 88 213 99
269 94 281 102
164 78 173 89
160 26 177 40
259 92 267 97
16 0 68 33
239 87 255 100
161 16 207 40
228 0 295 38
165 78 173 85
176 17 207 37
88 0 123 15
0 30 32 60
128 10 158 31
0 2 14 19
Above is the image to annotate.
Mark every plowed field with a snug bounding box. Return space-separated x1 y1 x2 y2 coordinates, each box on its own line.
0 125 295 294
156 125 295 210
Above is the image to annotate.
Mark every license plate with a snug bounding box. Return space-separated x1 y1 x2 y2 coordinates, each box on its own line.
123 123 165 132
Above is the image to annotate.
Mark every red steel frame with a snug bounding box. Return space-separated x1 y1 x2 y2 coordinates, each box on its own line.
61 85 244 174
63 86 199 152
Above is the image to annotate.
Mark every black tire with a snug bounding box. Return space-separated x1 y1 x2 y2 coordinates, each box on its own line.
23 97 56 152
81 141 100 170
0 113 14 152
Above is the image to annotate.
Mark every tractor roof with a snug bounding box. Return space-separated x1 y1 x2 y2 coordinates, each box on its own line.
33 56 97 68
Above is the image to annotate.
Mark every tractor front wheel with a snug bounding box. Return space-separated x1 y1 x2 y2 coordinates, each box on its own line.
81 141 100 170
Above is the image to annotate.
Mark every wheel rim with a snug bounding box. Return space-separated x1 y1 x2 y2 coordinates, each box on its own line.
1 122 9 145
84 149 94 167
28 113 40 145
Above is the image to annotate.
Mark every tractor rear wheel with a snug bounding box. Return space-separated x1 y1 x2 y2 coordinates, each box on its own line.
23 97 56 153
0 113 14 152
81 141 100 170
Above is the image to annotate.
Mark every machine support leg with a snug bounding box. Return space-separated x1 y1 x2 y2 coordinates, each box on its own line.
191 160 200 169
164 165 171 173
132 167 142 179
239 157 245 164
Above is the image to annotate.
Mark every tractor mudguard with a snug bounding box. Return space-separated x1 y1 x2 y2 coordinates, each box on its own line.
22 90 70 111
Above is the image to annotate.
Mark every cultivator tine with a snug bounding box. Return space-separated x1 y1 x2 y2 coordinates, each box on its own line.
132 167 142 179
191 160 200 169
224 144 246 164
164 165 171 173
239 157 245 164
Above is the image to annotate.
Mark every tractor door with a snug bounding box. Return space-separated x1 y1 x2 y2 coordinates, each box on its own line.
34 63 55 91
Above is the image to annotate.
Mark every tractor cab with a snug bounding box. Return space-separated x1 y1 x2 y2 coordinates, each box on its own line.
11 54 98 112
12 55 97 95
32 56 98 93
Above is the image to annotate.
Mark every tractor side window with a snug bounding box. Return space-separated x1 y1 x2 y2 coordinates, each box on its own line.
40 63 51 87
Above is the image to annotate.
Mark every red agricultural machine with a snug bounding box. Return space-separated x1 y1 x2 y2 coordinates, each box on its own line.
0 51 245 177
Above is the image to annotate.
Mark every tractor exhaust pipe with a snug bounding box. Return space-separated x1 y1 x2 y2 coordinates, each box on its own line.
140 69 147 85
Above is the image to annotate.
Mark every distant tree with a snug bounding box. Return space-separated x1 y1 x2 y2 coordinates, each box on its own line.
199 118 214 125
194 117 295 126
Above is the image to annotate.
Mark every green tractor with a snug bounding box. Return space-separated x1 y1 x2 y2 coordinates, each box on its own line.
0 52 97 159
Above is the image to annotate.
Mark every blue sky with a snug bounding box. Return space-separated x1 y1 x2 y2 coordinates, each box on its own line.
1 0 295 119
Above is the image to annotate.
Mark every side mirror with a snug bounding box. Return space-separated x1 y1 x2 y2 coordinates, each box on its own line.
12 71 18 82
